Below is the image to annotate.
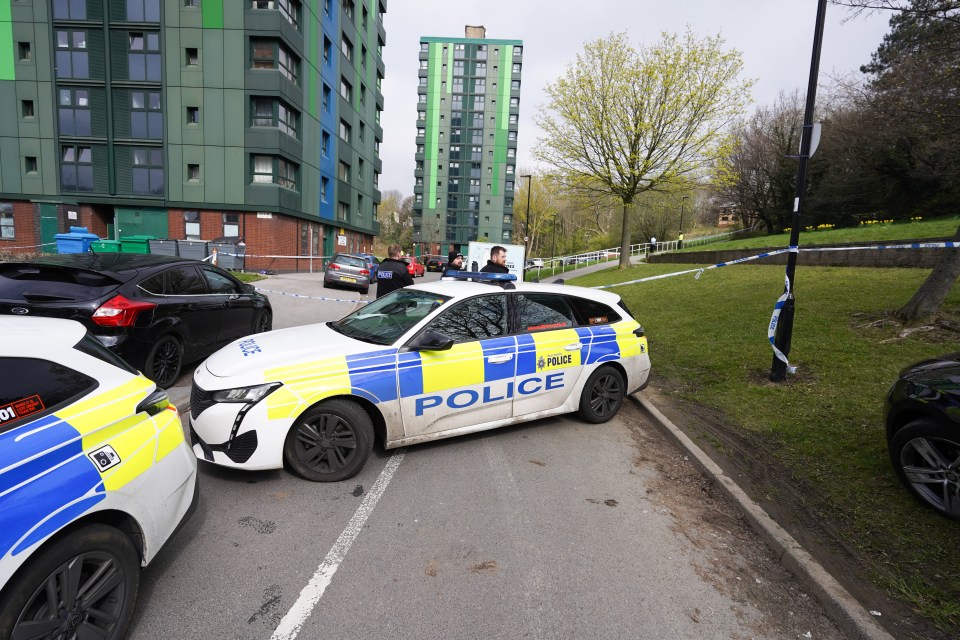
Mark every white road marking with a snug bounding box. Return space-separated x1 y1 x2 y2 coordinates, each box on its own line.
270 451 405 640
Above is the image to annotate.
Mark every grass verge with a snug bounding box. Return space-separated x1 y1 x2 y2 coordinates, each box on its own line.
234 271 267 283
569 261 960 634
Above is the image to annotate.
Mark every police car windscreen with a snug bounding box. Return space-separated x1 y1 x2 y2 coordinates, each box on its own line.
330 290 451 345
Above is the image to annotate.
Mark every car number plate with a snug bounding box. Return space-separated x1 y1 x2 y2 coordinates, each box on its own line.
341 276 356 282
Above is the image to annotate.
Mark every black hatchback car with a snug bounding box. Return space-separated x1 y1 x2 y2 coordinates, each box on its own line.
0 253 272 388
885 353 960 521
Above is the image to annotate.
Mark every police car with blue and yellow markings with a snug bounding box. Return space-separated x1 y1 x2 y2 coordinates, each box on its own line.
0 317 198 639
190 274 650 482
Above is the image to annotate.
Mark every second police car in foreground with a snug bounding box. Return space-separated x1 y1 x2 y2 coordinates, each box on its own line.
190 272 650 481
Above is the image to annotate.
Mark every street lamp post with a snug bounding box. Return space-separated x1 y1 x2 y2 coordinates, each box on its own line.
521 174 533 254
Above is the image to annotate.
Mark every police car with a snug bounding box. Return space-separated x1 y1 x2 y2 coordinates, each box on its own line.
190 273 650 481
0 317 198 638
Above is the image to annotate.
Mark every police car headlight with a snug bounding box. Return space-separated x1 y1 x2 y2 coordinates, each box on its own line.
212 383 280 403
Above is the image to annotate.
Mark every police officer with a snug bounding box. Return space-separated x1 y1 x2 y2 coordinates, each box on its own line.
375 244 414 299
442 252 464 276
480 245 509 274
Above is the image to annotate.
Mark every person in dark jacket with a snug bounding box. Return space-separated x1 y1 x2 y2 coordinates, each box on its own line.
375 244 414 298
442 252 464 276
480 245 510 274
447 243 459 265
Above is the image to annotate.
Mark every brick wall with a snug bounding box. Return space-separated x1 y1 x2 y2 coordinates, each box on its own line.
0 201 41 257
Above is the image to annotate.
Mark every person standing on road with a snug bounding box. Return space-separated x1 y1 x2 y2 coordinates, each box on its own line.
480 246 510 274
447 243 459 265
678 232 684 249
442 252 464 276
375 244 414 299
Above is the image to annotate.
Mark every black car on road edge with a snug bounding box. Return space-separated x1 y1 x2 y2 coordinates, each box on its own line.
0 253 272 388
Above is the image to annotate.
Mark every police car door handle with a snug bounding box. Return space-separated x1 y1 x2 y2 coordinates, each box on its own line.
564 343 580 351
487 353 514 364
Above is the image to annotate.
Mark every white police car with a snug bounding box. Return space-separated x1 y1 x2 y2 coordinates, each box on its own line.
190 274 650 481
0 317 198 638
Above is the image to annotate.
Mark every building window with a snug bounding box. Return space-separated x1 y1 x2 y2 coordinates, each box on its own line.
127 0 161 22
18 42 31 61
185 0 198 7
510 97 519 108
340 77 352 101
359 122 365 143
184 210 200 239
21 100 34 118
338 202 349 221
358 158 364 179
187 163 200 181
61 145 94 192
131 91 163 139
322 84 331 112
322 131 330 157
55 30 88 79
514 46 523 56
185 47 199 66
132 147 164 195
24 157 38 173
343 0 354 20
513 63 521 73
278 45 298 83
251 39 274 68
339 119 350 142
251 98 298 138
323 36 331 66
0 204 14 239
420 42 429 53
321 176 329 202
341 35 353 62
251 39 299 84
58 88 91 136
187 106 200 124
276 0 300 29
511 80 521 91
338 161 349 181
53 0 87 19
223 213 240 237
251 155 298 190
129 32 161 81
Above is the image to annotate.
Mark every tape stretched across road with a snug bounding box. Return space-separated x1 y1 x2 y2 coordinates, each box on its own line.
1 242 57 250
255 287 369 305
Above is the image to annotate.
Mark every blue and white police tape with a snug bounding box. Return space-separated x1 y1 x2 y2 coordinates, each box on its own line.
768 273 797 374
801 241 957 251
254 287 369 305
0 241 57 251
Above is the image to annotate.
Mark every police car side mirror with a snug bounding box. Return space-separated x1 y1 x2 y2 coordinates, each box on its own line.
409 330 454 351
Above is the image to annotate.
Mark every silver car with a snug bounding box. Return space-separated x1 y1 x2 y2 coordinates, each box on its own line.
323 253 371 294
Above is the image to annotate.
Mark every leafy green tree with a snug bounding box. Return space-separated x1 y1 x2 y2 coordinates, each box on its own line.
535 30 753 268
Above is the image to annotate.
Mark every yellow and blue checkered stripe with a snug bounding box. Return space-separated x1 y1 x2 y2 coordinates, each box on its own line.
265 321 648 412
0 378 183 558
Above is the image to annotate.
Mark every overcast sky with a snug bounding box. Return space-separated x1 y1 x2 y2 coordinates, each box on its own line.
377 0 893 195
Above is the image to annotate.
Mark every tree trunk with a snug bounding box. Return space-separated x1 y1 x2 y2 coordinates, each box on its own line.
619 198 632 270
896 224 960 321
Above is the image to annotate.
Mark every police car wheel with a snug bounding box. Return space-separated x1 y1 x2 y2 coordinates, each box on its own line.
284 400 374 482
0 524 140 640
578 366 625 424
145 334 183 389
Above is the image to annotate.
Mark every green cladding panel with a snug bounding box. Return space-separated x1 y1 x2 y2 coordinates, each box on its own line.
0 0 13 81
493 44 512 197
426 41 442 208
202 0 223 29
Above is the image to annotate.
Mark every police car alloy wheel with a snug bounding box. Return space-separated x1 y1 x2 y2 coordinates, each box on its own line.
578 365 625 423
0 524 140 640
283 399 374 482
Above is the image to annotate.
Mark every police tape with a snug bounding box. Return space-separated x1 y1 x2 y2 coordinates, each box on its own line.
216 252 331 260
254 287 370 305
768 273 797 374
0 241 57 250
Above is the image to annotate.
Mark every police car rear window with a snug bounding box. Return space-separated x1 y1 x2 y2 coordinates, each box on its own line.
513 294 575 333
0 358 99 433
567 296 622 326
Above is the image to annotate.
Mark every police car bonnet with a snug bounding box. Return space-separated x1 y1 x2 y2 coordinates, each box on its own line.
204 322 361 378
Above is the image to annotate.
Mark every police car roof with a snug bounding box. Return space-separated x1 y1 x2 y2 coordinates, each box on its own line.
408 279 623 305
0 317 86 353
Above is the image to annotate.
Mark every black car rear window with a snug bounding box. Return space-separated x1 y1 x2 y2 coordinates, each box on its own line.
0 264 122 302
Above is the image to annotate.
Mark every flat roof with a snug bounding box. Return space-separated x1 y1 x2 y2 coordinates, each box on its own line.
420 36 523 46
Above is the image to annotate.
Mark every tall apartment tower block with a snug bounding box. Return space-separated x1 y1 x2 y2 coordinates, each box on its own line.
0 0 386 268
413 26 522 254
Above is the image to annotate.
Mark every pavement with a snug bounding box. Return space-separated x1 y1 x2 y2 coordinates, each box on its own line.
166 260 892 640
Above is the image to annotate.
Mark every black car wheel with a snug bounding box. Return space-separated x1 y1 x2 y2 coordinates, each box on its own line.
890 418 960 521
284 399 374 482
254 309 272 333
0 524 140 640
145 334 183 389
360 286 369 295
578 365 625 424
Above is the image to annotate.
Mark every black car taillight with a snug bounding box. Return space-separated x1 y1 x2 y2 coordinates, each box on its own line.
92 294 157 327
